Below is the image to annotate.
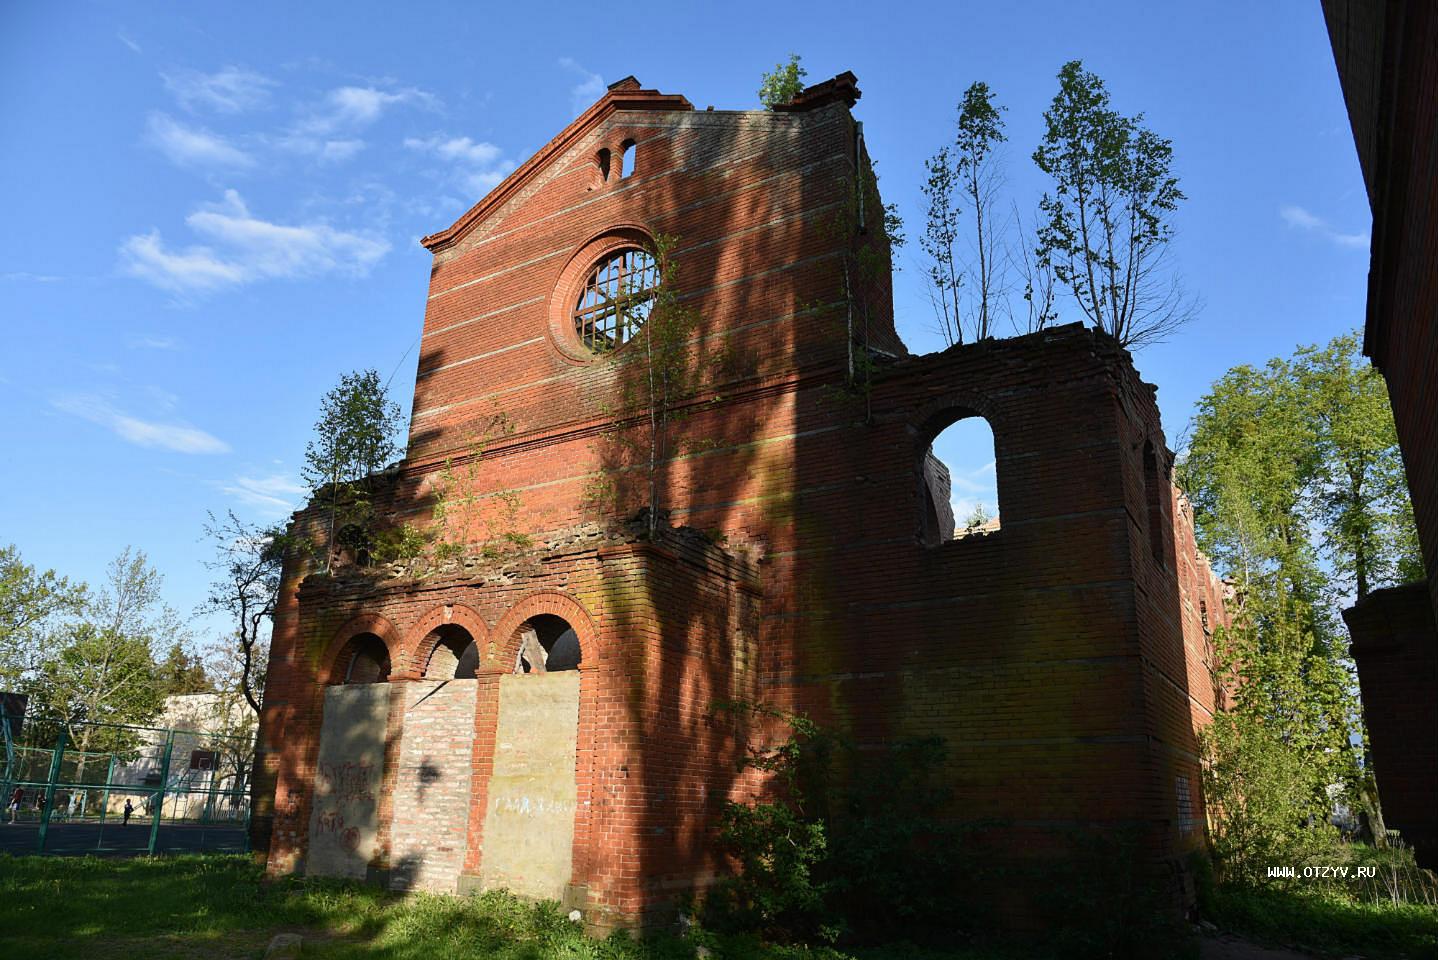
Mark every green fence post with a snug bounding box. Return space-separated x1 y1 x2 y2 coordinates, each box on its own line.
147 730 173 856
36 728 66 854
98 753 115 826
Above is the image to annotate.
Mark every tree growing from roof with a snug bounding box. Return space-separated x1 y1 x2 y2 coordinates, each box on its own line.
302 369 405 568
921 81 1011 346
759 54 807 109
1033 60 1196 348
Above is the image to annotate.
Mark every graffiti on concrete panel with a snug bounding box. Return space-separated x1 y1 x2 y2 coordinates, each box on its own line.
490 794 578 817
317 761 377 804
306 684 389 879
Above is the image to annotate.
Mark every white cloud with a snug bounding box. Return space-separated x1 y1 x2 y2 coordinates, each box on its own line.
947 460 997 495
404 135 501 166
273 134 367 163
163 66 276 113
117 32 142 54
298 84 437 136
559 58 605 116
406 135 514 199
1279 204 1369 250
146 112 254 169
130 335 180 350
222 472 307 513
120 190 390 294
53 394 230 454
1 271 61 283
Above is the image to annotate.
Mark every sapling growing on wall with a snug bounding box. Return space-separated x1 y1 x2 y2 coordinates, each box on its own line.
302 369 405 568
759 54 807 109
1033 60 1196 348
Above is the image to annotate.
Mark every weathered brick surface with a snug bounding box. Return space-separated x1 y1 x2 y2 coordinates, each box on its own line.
253 75 1227 926
1326 0 1438 869
1344 586 1438 867
390 679 479 892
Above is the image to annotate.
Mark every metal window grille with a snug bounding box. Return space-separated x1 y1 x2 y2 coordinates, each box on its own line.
573 247 658 352
1175 775 1194 834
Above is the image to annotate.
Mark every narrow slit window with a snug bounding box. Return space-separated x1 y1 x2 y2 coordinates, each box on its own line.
620 139 636 178
1144 440 1167 566
597 148 611 181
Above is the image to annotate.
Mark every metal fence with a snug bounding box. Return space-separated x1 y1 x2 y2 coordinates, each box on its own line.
1 712 253 856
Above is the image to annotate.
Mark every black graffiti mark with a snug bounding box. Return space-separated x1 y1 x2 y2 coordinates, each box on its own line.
317 761 377 804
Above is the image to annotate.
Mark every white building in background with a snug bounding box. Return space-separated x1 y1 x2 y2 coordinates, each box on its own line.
104 692 256 821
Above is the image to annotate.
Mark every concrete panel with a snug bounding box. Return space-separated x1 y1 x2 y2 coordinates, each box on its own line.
390 680 478 891
307 684 390 879
478 672 581 900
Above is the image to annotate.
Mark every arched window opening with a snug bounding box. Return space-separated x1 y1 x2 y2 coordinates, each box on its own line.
619 139 636 178
514 614 582 674
423 624 478 680
341 632 391 684
596 148 611 182
921 414 1000 546
1143 440 1168 566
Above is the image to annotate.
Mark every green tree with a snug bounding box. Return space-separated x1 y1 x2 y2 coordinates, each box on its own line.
24 548 179 759
921 82 1008 345
302 369 405 567
591 235 717 539
953 81 1007 340
759 54 807 109
1295 333 1424 597
1181 333 1420 862
920 144 963 345
157 641 211 697
200 511 286 712
1033 60 1194 348
0 544 86 690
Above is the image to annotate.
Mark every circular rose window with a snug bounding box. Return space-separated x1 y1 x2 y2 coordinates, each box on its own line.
572 246 659 352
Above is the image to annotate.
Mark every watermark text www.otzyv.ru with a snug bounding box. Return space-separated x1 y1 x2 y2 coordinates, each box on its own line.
1266 865 1379 879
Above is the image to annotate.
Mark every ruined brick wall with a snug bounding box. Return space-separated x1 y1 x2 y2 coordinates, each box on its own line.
1343 584 1438 867
1326 0 1438 870
256 75 1228 926
258 523 760 924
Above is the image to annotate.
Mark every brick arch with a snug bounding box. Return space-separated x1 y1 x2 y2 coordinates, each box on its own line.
545 222 656 365
399 602 491 679
910 391 1008 451
489 591 599 672
319 612 404 685
911 393 1009 546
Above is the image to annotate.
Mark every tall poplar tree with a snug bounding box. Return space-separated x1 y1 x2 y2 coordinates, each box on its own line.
1181 333 1420 862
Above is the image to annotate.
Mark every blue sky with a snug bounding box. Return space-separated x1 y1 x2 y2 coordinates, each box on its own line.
0 1 1371 642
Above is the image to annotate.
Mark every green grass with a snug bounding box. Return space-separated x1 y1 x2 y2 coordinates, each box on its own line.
1202 884 1438 960
1195 838 1438 959
0 854 1015 960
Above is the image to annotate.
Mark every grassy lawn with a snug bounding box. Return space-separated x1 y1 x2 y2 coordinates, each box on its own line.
0 854 1014 960
1202 883 1438 960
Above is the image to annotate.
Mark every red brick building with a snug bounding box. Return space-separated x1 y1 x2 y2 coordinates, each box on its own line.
252 74 1229 926
1325 0 1438 868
